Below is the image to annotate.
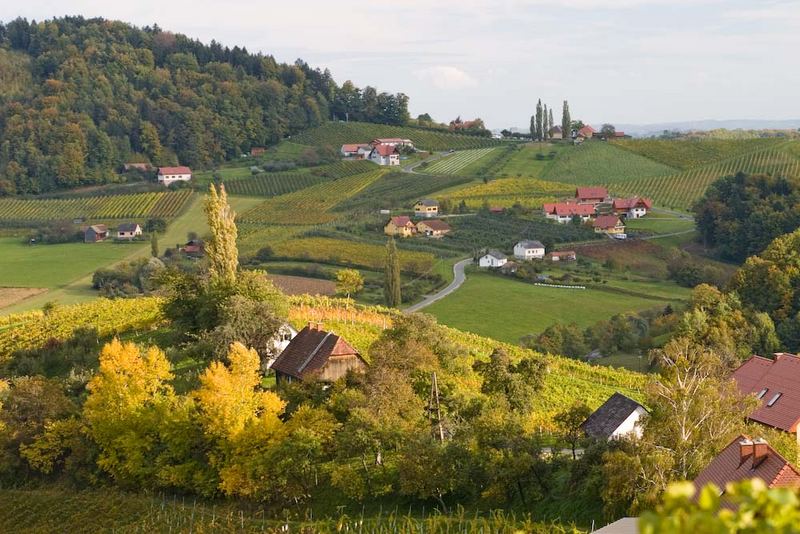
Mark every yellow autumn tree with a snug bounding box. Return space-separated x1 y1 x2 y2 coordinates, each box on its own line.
204 183 239 286
83 339 175 486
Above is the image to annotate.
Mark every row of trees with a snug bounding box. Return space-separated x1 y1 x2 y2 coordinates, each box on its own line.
529 99 574 141
0 17 408 194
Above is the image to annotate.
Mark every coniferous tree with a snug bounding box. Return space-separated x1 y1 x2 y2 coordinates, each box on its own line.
535 99 543 141
150 232 159 258
204 184 239 286
529 115 536 139
549 108 555 135
543 104 549 140
562 100 571 138
384 237 402 307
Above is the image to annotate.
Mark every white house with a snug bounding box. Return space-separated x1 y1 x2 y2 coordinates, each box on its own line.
414 199 439 218
513 240 545 260
262 323 299 371
478 250 508 268
542 203 596 224
613 197 653 219
580 393 647 441
340 143 371 159
369 144 400 166
116 223 142 240
157 166 192 186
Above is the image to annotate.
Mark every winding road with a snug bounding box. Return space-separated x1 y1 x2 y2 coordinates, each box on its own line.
404 258 472 314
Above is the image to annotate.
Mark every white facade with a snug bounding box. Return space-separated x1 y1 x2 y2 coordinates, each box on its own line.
263 324 299 371
627 206 647 219
513 242 545 260
117 225 142 239
157 171 192 186
478 253 507 268
369 150 400 166
609 406 647 440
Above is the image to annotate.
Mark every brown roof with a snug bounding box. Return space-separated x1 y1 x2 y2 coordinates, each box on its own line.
372 144 399 157
693 435 800 495
158 166 191 174
733 353 800 432
341 143 370 152
271 324 363 380
550 203 595 217
551 250 576 257
578 125 596 137
88 224 108 233
593 215 623 229
580 392 646 440
418 219 451 232
389 216 414 227
613 197 653 210
576 186 608 200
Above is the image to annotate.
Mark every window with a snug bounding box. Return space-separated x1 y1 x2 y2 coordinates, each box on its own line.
767 392 782 407
757 388 769 399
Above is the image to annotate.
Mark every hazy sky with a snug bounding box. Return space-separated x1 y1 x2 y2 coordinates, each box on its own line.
3 0 800 128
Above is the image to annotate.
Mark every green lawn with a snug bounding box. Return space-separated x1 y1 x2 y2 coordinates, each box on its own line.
494 143 568 178
425 272 686 344
543 141 676 185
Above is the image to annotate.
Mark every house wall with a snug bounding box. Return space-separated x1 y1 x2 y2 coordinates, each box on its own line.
158 173 191 185
611 406 647 440
318 355 367 382
479 256 506 268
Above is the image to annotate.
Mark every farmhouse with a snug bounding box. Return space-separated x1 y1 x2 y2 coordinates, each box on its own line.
370 138 413 148
593 215 626 236
693 436 800 498
732 353 800 437
414 199 439 218
271 323 367 384
580 392 647 441
157 166 192 186
84 224 108 243
250 147 266 157
262 323 298 371
550 250 577 262
116 223 142 240
478 250 507 268
548 125 563 139
575 187 609 205
385 216 417 238
513 240 545 260
613 197 653 219
416 219 451 237
340 143 371 159
542 202 595 223
368 144 400 166
577 125 596 139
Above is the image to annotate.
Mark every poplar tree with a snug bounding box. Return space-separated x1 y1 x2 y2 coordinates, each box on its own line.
384 237 402 307
204 184 238 286
535 99 543 141
549 108 555 135
529 115 536 139
150 232 159 258
543 104 549 140
562 100 571 138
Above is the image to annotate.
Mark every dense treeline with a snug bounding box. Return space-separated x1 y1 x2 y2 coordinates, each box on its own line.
0 17 409 194
694 172 800 261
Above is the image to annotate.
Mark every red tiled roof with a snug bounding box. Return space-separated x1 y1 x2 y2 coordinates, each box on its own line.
372 144 399 157
693 435 800 496
551 250 576 257
544 203 595 217
593 215 623 229
733 354 800 432
578 125 596 137
158 166 191 174
390 216 413 227
613 197 653 210
271 325 362 380
419 220 451 232
576 186 608 200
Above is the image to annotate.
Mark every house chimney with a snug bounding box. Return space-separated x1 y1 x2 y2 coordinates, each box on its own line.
307 322 324 331
753 438 770 466
739 439 754 465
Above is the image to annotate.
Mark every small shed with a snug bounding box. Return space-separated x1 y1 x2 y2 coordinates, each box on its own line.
271 323 367 384
84 224 108 243
580 392 647 440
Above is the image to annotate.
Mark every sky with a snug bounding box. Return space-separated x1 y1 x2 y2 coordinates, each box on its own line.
3 0 800 129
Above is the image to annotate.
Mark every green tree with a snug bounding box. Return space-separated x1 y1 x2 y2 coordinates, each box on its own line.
554 403 592 460
473 348 546 412
600 123 616 137
150 231 159 258
204 184 238 286
383 237 401 307
139 121 163 164
542 104 549 139
562 100 571 136
335 268 364 301
535 99 544 140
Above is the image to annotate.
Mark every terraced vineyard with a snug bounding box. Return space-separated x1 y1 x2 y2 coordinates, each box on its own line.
291 121 503 151
336 171 473 211
239 169 385 225
425 147 499 174
611 138 787 169
0 190 193 223
225 161 372 197
543 141 676 185
440 177 573 209
607 148 800 209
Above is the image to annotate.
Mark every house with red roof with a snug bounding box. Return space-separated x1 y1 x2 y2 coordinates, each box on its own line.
575 187 609 205
577 125 596 139
416 219 451 238
613 197 653 219
732 353 800 436
593 215 626 236
693 435 800 502
271 323 367 384
543 202 596 223
369 144 400 166
370 138 414 148
157 166 192 186
384 216 417 237
340 143 372 159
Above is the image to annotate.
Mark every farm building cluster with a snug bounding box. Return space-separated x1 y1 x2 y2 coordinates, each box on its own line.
478 241 576 271
340 138 415 166
83 222 143 243
384 199 452 238
543 187 653 238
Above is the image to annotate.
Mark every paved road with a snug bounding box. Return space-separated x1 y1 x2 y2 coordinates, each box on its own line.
404 258 472 314
640 229 696 241
402 151 450 174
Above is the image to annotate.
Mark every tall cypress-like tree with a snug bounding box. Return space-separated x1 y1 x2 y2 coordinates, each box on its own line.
150 231 159 258
548 108 555 135
562 100 571 138
529 115 536 139
384 237 402 307
535 99 543 141
542 104 549 140
204 183 239 286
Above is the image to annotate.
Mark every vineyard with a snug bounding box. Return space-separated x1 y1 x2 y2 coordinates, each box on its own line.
224 172 327 196
439 177 572 209
543 141 676 185
424 148 499 174
291 121 504 151
0 190 193 223
606 147 800 209
238 169 385 225
336 171 473 212
611 138 788 169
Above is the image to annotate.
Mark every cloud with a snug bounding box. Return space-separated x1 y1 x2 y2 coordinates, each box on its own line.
414 66 478 90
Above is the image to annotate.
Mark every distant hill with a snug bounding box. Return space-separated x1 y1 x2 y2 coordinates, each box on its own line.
614 119 800 137
0 17 409 195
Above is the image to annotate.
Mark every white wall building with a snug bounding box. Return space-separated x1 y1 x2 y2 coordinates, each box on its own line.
513 240 545 260
478 250 508 268
157 166 192 186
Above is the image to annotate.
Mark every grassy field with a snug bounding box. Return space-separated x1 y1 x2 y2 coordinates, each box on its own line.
493 143 569 178
425 271 685 344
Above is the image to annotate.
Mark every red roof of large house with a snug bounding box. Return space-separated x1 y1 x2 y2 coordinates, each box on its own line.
341 143 370 152
575 187 608 201
543 203 595 217
733 353 800 432
389 216 414 227
419 219 451 232
593 215 623 229
613 197 653 210
271 324 362 380
158 166 191 174
693 435 800 496
578 125 596 137
372 144 399 157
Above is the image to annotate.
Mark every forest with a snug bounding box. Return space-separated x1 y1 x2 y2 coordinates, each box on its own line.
0 17 410 194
